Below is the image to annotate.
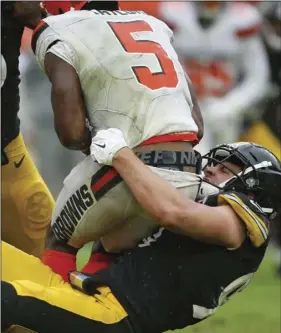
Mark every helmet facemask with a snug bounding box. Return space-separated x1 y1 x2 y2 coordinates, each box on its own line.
202 144 280 218
203 144 255 190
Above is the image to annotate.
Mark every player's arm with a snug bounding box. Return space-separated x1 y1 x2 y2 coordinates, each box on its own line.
112 147 245 249
44 53 91 152
220 36 269 116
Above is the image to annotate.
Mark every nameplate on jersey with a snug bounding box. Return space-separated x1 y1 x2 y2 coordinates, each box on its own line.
91 10 145 16
135 150 198 168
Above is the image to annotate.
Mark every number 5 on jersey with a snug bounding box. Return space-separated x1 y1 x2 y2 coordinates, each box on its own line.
108 20 179 90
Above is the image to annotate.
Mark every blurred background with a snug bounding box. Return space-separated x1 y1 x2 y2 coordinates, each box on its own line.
18 1 280 332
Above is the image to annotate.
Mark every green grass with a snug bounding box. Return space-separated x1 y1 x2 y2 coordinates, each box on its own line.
77 245 280 333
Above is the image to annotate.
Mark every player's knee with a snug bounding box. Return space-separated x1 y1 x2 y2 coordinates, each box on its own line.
14 181 55 239
1 281 18 331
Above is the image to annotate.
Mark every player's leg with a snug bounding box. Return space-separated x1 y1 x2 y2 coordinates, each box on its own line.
44 154 160 279
1 133 55 258
1 241 128 332
42 227 79 281
44 151 211 278
83 163 217 271
2 281 132 333
50 155 137 247
1 241 65 288
41 155 130 280
52 153 207 248
100 165 217 252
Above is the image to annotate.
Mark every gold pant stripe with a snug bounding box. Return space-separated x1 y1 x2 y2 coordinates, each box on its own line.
2 242 128 324
218 194 268 247
11 281 128 324
5 325 36 333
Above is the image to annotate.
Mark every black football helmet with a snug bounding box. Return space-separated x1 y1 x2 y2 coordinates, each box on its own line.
203 142 281 218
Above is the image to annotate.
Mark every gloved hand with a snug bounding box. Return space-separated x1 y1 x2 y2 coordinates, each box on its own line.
90 128 128 165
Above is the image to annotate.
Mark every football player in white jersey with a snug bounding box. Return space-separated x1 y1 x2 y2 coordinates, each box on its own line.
2 138 281 333
160 1 270 153
33 1 211 280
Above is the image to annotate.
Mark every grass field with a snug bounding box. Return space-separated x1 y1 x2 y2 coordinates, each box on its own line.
78 244 280 333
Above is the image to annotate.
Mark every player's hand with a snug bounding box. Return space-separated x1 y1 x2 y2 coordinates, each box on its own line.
90 128 128 165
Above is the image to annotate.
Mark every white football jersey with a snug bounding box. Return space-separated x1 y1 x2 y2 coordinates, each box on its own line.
160 2 269 104
33 9 198 148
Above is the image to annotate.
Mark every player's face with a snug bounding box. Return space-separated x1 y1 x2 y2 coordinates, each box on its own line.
203 162 242 186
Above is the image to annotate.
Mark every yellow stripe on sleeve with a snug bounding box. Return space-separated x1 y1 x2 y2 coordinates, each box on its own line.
218 193 268 247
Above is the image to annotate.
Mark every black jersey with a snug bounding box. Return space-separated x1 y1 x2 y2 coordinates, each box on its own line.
1 2 24 149
94 191 269 333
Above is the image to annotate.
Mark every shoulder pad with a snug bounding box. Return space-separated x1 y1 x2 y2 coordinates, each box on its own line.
218 191 269 247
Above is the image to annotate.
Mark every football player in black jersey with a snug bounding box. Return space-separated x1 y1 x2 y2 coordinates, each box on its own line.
1 1 55 258
2 134 281 333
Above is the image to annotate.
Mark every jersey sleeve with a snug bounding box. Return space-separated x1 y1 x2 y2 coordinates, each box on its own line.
151 15 174 44
231 3 263 39
217 191 269 247
32 20 78 72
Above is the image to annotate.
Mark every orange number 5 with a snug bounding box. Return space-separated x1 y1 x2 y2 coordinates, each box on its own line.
108 20 179 90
